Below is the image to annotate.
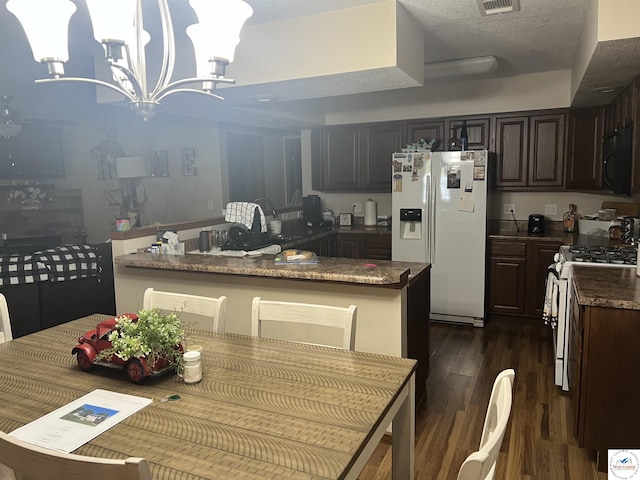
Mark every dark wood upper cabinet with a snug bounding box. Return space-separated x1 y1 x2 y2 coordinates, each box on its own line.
566 106 605 190
494 112 565 189
446 117 491 150
359 123 403 191
321 125 360 191
310 128 324 191
528 113 565 187
494 116 528 188
315 123 400 192
406 120 445 148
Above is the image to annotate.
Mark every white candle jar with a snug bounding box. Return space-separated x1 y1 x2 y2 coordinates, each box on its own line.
182 350 202 383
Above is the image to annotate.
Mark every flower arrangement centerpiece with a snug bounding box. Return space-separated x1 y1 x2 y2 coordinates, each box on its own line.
96 309 186 375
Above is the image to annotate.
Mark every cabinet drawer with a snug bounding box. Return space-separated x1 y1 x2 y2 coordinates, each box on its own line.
490 241 527 257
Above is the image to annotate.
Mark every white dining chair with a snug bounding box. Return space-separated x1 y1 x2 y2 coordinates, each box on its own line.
0 429 152 480
457 368 516 480
251 296 357 350
0 293 13 343
143 288 227 333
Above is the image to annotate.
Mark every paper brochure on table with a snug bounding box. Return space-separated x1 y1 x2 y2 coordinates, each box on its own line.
10 389 152 453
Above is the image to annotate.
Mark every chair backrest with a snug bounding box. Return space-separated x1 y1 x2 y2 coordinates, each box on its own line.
251 297 357 350
143 288 226 333
457 368 516 480
0 429 152 480
0 293 12 343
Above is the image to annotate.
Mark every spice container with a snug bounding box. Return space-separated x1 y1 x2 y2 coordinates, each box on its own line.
182 350 202 384
563 204 577 233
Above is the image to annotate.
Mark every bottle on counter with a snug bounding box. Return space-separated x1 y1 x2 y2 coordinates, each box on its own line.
563 204 577 233
459 120 469 151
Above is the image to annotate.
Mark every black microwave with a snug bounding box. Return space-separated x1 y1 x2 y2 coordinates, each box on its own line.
603 123 633 195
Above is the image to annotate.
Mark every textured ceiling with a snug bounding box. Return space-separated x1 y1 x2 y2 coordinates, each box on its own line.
0 0 638 125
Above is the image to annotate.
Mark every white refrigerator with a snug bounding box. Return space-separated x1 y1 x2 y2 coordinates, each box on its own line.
391 150 488 327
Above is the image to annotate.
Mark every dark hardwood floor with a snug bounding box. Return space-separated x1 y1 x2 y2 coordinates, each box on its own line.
358 318 607 480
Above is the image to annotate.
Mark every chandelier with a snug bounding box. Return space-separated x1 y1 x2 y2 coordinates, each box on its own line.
6 0 254 120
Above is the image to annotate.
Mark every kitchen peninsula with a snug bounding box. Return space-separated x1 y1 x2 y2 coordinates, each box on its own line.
111 224 431 403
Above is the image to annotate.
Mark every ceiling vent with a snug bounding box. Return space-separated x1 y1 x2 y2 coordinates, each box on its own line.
477 0 521 15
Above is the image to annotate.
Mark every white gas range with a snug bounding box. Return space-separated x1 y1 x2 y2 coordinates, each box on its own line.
546 244 637 391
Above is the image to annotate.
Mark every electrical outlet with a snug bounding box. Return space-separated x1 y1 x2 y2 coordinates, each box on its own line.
352 202 363 214
503 204 515 215
207 200 214 211
544 204 557 215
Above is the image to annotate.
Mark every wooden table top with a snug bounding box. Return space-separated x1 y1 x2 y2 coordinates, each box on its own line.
0 315 416 479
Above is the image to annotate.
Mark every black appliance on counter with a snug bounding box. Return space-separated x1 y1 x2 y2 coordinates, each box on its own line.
603 124 633 195
528 214 545 235
303 195 323 226
221 206 270 251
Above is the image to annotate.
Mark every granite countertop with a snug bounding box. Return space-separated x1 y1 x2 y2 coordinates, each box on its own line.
115 251 427 288
572 264 640 310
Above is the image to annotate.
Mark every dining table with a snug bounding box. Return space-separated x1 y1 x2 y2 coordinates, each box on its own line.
0 314 416 479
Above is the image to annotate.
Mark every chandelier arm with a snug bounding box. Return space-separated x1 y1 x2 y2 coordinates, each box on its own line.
153 77 235 100
134 0 147 94
151 0 176 97
155 88 224 103
34 77 138 102
107 61 147 101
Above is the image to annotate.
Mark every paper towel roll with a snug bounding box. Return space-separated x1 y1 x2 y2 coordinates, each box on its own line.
364 199 377 226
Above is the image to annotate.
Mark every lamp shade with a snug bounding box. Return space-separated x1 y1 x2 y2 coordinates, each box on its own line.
116 156 146 178
85 0 137 44
187 0 253 71
7 0 76 63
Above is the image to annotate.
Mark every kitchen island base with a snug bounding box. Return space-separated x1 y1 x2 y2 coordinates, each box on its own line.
113 252 430 405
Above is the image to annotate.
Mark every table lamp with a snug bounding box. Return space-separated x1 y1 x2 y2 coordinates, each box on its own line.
116 156 146 227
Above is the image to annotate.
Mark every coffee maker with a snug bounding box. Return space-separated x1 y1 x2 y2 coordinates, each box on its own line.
303 195 323 226
528 214 545 235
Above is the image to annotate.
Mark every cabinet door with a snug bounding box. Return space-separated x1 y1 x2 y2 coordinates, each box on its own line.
406 120 445 148
322 126 360 191
363 235 391 260
297 239 320 254
310 129 324 191
525 241 561 317
568 286 584 441
494 116 529 188
566 107 604 190
359 123 402 192
446 117 491 150
336 234 362 259
632 80 640 195
528 113 566 188
488 256 527 314
318 235 337 257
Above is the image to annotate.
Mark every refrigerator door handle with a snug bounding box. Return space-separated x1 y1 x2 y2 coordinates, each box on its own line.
427 173 436 264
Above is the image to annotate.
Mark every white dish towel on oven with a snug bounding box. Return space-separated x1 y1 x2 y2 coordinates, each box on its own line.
225 202 267 232
542 264 561 327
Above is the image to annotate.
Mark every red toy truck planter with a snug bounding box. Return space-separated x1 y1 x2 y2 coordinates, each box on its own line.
72 314 178 384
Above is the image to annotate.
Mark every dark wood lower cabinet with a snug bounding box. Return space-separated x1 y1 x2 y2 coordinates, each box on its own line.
487 238 561 319
569 293 640 470
336 234 362 259
336 233 391 260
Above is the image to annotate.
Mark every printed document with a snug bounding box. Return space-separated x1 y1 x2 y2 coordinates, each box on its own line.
10 389 152 453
